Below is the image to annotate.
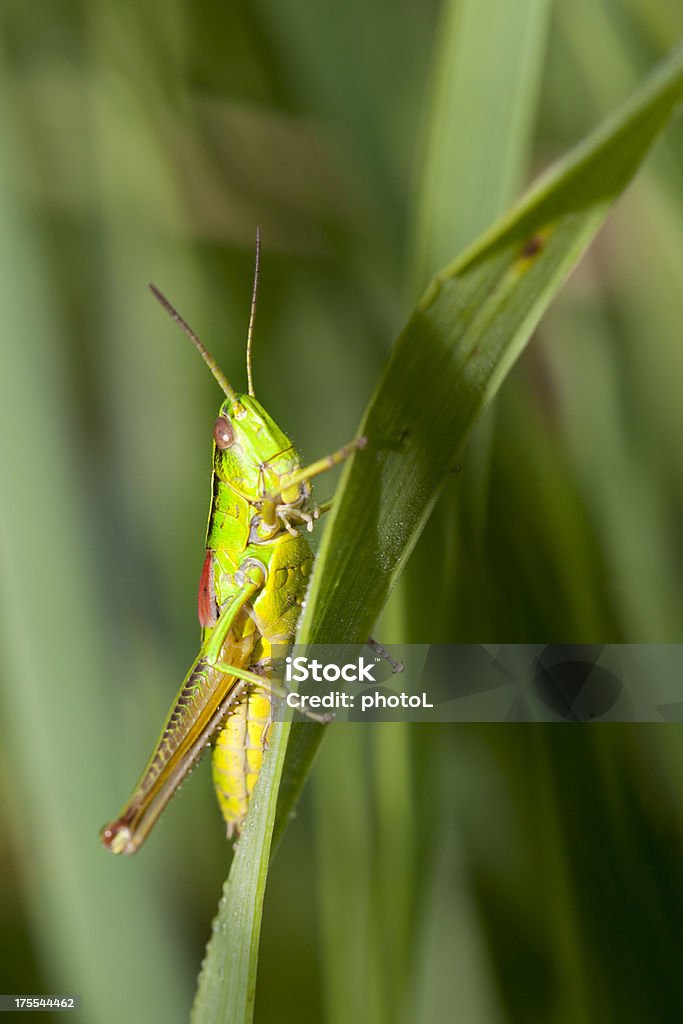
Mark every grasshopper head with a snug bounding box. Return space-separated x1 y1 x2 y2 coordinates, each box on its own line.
212 394 306 506
150 233 309 510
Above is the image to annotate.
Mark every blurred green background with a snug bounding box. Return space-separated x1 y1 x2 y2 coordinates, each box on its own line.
0 1 682 1022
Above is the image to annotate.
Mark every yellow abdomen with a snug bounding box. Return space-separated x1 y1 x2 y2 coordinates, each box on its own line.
210 531 313 836
211 688 272 836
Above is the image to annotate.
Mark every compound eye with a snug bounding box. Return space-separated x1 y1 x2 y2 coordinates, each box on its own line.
213 415 234 449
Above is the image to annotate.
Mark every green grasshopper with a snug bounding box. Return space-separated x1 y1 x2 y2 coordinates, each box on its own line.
101 231 364 854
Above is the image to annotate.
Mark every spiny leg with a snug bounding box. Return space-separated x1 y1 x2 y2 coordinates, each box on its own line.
367 637 405 674
101 573 267 855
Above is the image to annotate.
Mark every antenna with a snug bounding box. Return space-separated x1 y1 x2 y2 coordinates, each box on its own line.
148 284 237 401
246 227 261 397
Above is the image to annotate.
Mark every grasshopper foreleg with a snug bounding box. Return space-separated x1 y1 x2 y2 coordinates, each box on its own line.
261 436 366 527
203 558 267 664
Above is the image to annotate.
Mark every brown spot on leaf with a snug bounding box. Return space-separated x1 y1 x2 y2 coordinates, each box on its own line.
521 234 544 259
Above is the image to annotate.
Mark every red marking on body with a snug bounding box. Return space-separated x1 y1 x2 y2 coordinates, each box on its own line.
198 550 218 627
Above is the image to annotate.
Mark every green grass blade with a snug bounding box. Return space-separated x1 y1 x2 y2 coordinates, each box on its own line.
188 47 682 1023
409 0 552 565
191 716 292 1024
0 43 191 1024
301 45 683 646
411 0 553 288
276 47 683 825
325 4 554 1020
313 727 380 1024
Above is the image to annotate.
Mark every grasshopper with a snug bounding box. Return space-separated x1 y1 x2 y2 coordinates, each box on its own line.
101 231 365 855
